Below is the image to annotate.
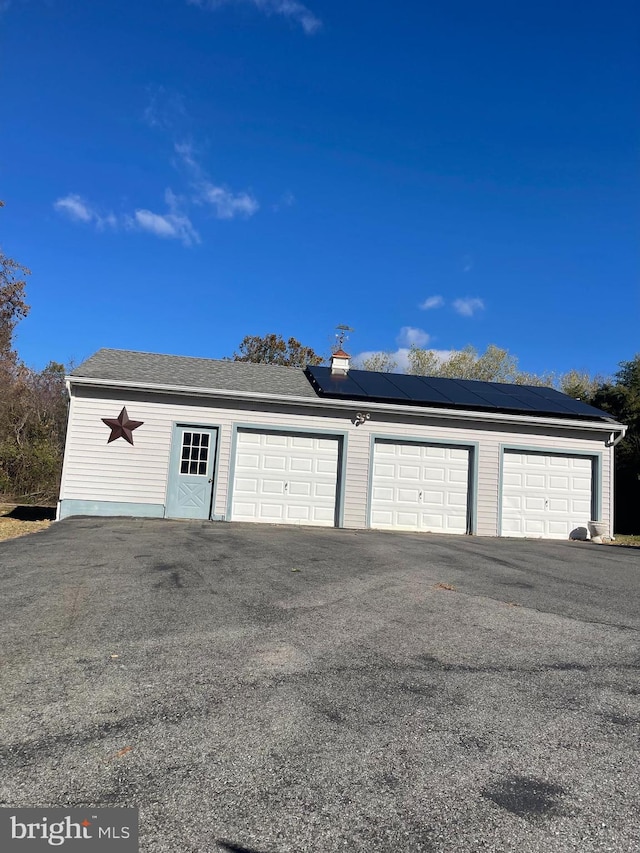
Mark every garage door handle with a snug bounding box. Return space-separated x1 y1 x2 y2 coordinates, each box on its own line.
285 482 289 491
419 490 423 501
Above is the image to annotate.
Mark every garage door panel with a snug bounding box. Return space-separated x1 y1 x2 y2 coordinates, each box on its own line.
286 506 310 521
573 477 591 490
525 474 546 488
291 436 314 449
399 465 420 479
260 504 283 520
371 509 393 525
424 491 444 506
232 431 339 527
264 455 286 471
375 463 395 478
525 496 546 511
503 472 523 487
237 453 260 468
428 447 446 459
235 478 258 494
502 451 593 540
233 502 257 518
549 456 570 467
314 483 335 498
399 445 421 458
261 479 285 495
398 488 420 502
449 448 469 461
371 441 470 534
447 492 467 507
397 511 421 527
264 434 288 447
287 481 310 497
548 498 569 513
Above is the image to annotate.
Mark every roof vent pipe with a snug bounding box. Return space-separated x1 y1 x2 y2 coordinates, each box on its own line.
330 349 350 376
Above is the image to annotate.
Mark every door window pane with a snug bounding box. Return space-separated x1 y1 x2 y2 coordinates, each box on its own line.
180 432 209 476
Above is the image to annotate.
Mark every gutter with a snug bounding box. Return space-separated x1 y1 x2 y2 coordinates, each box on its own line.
66 374 624 435
607 427 628 447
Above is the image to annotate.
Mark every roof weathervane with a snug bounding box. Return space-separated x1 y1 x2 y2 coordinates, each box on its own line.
334 324 354 351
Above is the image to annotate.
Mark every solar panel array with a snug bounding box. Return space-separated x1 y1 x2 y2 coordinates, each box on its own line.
305 366 610 420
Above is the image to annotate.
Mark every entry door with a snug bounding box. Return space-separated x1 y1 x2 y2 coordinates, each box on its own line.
166 427 218 520
370 440 471 534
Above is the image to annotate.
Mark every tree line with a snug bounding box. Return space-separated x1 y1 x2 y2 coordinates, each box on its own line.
0 204 67 502
1 218 637 530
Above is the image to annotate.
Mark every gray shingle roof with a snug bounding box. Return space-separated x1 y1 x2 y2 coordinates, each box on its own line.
70 349 319 398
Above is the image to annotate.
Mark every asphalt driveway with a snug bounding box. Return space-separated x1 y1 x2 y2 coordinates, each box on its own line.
1 518 639 852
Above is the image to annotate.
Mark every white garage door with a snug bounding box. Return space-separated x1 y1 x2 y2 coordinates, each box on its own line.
501 451 593 539
370 440 470 534
231 430 340 527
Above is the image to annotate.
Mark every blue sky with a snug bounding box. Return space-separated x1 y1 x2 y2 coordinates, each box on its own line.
2 0 638 377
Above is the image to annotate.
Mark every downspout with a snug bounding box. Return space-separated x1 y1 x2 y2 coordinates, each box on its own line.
56 381 75 521
606 426 627 539
606 427 627 447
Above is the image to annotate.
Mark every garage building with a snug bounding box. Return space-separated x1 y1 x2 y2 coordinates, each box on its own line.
58 348 625 540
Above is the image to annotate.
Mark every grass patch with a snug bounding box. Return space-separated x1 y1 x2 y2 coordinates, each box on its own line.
609 535 640 548
0 504 53 542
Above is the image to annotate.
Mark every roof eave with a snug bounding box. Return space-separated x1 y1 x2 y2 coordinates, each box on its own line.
66 374 624 433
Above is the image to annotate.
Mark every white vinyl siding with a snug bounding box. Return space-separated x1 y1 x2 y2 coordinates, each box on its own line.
501 451 594 539
370 441 470 533
61 386 613 537
231 430 339 526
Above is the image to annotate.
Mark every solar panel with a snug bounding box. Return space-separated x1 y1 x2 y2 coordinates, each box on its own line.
416 376 499 408
304 366 610 421
386 374 452 404
348 371 412 401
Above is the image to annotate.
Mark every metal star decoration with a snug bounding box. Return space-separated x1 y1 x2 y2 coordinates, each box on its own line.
101 407 144 445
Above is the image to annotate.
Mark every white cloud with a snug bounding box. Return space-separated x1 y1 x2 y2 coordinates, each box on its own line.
453 297 485 317
419 295 444 311
53 194 118 230
397 326 430 347
55 189 200 247
175 141 259 219
174 141 200 173
200 183 259 219
129 189 200 246
187 0 322 34
54 194 95 223
130 209 200 246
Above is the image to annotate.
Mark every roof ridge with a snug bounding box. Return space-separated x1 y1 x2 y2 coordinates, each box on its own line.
94 348 310 371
